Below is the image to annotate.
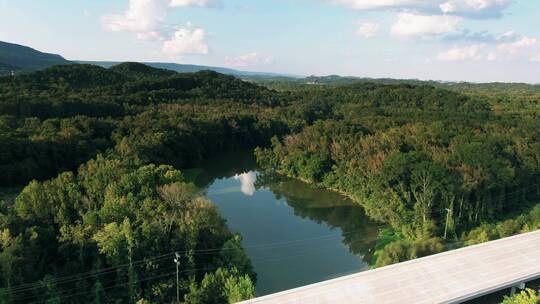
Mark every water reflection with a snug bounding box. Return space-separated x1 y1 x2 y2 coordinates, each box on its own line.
192 150 380 295
258 175 380 258
233 172 257 196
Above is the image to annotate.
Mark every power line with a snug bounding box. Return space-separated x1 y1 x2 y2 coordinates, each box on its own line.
5 178 539 298
6 177 539 297
1 252 175 295
430 181 540 217
6 178 540 300
8 225 530 303
26 268 179 304
1 224 385 296
20 234 387 304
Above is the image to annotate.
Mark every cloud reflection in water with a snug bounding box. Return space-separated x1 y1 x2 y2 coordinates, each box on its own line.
233 171 257 196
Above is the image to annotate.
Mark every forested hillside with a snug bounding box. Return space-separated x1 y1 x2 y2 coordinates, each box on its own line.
252 74 540 103
0 63 286 186
0 41 70 75
1 62 540 302
78 61 290 78
0 63 287 303
255 81 540 266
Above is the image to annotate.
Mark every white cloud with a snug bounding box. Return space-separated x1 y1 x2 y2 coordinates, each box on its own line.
102 0 168 37
162 27 209 57
497 36 537 55
434 33 540 63
102 0 219 37
437 45 483 61
492 36 540 61
169 0 220 7
327 0 511 18
102 0 216 57
487 52 497 61
355 22 379 38
496 30 520 42
329 0 431 11
233 172 257 196
439 0 510 17
391 13 461 39
225 52 273 68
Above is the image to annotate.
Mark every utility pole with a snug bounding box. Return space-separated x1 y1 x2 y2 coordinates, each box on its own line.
174 252 181 303
444 208 451 240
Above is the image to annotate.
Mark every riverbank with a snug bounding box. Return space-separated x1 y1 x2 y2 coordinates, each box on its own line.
263 167 540 268
188 150 380 295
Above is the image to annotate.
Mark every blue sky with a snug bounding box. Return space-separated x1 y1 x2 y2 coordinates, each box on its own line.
1 0 540 82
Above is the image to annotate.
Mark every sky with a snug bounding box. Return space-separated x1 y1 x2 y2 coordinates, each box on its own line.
1 0 540 83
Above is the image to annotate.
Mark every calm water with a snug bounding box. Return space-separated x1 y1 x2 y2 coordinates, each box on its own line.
193 150 380 296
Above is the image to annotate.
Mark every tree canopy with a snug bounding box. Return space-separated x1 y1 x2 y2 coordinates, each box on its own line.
2 63 540 302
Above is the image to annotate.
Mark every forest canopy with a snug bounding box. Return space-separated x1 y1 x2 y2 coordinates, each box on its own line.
1 63 540 302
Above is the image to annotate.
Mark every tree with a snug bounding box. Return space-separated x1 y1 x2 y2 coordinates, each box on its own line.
218 235 256 283
410 161 455 237
375 238 444 267
92 218 137 265
502 289 538 304
0 229 22 289
40 275 61 304
184 267 255 304
93 279 105 304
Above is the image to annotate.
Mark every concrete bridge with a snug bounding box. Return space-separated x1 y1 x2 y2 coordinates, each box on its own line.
242 229 540 304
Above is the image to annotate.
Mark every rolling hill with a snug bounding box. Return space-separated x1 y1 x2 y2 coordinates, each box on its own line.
76 60 296 78
0 40 298 78
0 41 71 75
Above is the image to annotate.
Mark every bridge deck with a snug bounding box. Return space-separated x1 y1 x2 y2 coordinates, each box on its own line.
242 229 540 304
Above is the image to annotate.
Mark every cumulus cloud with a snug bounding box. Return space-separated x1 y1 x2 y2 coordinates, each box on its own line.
162 27 209 57
443 28 512 44
391 13 461 39
169 0 221 7
327 0 511 18
329 0 431 11
497 36 537 55
434 33 540 62
439 0 510 18
233 172 257 196
102 0 216 57
495 30 521 42
437 44 483 61
102 0 218 36
355 22 379 38
225 52 273 68
102 0 169 37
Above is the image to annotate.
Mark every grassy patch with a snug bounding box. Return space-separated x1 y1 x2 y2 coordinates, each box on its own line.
370 228 404 267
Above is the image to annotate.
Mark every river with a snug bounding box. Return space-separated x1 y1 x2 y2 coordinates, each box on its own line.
192 150 380 296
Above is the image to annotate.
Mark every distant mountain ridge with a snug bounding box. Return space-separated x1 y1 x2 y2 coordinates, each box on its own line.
0 41 71 74
3 40 538 87
76 60 298 78
0 40 299 78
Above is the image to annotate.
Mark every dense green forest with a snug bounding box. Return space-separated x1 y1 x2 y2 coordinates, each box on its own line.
0 63 291 303
1 62 540 302
254 80 540 266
